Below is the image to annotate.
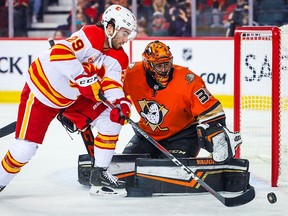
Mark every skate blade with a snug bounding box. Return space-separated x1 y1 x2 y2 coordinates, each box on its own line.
89 186 127 197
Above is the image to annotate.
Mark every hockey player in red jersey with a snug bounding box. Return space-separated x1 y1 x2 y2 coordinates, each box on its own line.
122 40 242 163
0 4 136 195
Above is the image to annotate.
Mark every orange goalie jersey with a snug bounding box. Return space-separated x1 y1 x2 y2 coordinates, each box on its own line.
124 62 225 141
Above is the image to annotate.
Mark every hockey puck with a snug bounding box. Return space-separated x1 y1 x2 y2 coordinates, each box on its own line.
267 192 277 204
126 186 153 197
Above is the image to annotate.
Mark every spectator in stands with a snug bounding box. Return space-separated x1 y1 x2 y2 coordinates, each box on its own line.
53 29 66 39
148 11 169 36
77 0 98 24
76 7 88 30
94 0 105 22
0 0 31 37
0 0 8 37
210 0 223 27
31 0 43 23
13 0 29 37
168 1 192 36
136 17 149 38
196 0 214 28
142 0 152 6
147 0 170 23
206 0 227 11
108 0 131 9
66 0 92 33
225 0 249 37
137 0 154 22
53 25 71 39
222 1 238 27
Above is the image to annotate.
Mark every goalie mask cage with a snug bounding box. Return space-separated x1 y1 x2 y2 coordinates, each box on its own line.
234 26 288 187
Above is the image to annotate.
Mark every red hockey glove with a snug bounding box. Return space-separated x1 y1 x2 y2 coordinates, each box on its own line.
75 62 106 102
110 97 131 125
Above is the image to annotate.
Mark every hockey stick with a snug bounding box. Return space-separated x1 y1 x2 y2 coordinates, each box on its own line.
98 93 255 207
0 121 16 138
48 37 55 47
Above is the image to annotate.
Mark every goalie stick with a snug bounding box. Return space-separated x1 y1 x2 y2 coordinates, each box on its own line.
97 92 255 207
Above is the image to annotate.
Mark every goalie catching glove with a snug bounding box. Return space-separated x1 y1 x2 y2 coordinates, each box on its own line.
196 123 242 163
110 97 131 125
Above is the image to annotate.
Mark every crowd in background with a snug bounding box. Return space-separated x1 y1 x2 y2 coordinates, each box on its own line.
1 0 288 38
0 0 59 37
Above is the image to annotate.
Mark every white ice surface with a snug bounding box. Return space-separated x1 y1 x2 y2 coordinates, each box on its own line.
0 104 288 216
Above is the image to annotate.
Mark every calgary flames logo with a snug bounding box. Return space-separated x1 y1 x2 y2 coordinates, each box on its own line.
139 99 168 131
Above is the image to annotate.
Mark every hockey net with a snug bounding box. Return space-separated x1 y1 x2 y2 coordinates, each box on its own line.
234 26 288 187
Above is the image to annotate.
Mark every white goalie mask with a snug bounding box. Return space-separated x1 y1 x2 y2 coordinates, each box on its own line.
101 4 137 48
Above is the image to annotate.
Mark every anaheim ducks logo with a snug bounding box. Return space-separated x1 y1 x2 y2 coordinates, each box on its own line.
139 99 168 131
185 73 195 84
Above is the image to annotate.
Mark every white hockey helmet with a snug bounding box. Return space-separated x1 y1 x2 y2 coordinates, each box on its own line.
101 4 137 47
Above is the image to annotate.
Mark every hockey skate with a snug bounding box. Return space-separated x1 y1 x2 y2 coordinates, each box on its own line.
0 186 5 192
89 167 127 196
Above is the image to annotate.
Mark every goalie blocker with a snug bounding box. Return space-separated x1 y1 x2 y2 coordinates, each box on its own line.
78 154 251 195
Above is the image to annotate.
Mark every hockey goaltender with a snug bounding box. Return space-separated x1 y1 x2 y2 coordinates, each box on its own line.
58 41 254 204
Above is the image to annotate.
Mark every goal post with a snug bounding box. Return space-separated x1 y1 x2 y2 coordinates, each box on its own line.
234 26 288 187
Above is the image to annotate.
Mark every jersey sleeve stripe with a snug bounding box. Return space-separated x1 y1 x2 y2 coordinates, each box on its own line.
101 77 123 91
50 44 76 62
28 59 74 107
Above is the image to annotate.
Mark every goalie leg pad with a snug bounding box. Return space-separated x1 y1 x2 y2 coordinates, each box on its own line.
135 158 251 194
196 124 242 163
78 154 94 186
78 154 151 187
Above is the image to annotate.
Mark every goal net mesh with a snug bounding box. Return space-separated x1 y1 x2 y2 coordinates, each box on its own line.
235 26 288 187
